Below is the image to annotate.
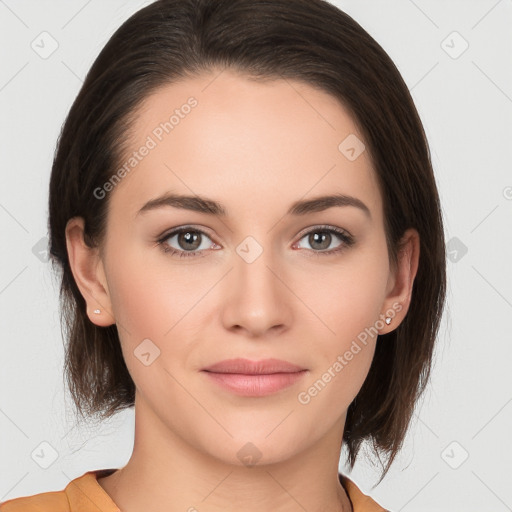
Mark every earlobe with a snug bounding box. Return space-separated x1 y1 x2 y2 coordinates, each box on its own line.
379 228 420 334
65 217 115 327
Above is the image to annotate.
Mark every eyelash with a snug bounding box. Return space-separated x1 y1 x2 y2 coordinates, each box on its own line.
156 225 355 259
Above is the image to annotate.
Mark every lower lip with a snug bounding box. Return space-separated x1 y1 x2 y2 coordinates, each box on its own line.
202 370 307 397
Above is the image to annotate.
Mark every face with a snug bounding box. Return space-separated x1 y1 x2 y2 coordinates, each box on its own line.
78 69 404 466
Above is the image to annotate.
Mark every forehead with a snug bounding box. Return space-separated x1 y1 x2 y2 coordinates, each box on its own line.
108 69 382 223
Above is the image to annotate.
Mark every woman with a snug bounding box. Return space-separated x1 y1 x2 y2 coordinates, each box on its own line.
0 0 446 511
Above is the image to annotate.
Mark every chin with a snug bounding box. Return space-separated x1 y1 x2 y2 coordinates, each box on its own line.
199 427 307 468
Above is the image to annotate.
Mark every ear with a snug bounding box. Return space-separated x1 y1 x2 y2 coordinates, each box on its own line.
378 227 420 334
65 216 115 327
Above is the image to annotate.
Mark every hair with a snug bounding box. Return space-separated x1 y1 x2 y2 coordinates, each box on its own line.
48 0 446 483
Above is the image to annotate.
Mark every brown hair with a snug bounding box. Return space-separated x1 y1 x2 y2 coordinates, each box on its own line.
48 0 446 483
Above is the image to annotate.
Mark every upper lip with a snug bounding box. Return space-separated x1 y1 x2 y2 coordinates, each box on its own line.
202 358 306 374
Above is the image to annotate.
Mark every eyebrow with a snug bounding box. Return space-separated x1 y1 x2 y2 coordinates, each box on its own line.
136 192 371 219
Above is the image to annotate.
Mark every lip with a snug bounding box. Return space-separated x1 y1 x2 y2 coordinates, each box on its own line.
201 358 308 397
201 358 305 374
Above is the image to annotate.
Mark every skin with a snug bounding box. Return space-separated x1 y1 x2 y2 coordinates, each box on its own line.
65 68 419 512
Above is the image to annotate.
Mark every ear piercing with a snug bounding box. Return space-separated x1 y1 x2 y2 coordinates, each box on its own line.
93 309 101 314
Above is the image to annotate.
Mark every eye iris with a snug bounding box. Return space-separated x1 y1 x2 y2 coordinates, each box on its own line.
310 231 331 250
178 231 201 251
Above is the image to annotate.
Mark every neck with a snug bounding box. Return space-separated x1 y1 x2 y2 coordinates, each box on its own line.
98 392 353 512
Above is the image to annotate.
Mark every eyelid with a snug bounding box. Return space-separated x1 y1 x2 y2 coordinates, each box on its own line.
295 223 352 240
157 224 215 242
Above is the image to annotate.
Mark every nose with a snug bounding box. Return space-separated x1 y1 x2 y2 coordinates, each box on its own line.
220 243 293 338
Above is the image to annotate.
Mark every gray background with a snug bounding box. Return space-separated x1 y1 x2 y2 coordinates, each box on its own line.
0 1 511 510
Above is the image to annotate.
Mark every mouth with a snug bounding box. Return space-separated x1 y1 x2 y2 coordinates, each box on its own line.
201 358 308 397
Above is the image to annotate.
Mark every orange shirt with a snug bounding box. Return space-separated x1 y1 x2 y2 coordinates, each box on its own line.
0 469 388 511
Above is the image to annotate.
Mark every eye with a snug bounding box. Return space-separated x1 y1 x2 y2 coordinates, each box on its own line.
156 224 355 259
156 227 218 258
294 225 355 256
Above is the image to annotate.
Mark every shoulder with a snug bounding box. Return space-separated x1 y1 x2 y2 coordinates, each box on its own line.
0 469 119 512
339 473 390 512
0 489 69 511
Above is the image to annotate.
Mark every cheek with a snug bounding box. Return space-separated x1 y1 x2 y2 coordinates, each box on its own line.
103 245 217 388
104 256 199 395
105 242 205 338
107 265 164 338
303 253 389 348
295 246 388 402
296 270 383 417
